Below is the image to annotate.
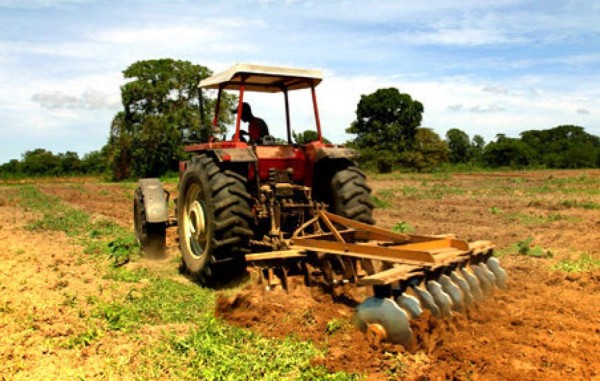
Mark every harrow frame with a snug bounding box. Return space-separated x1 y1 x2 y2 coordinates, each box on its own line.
245 209 504 347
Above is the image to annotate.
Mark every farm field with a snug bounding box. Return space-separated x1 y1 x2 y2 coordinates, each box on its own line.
1 169 599 380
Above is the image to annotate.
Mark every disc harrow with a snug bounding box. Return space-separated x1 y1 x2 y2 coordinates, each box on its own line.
246 210 507 347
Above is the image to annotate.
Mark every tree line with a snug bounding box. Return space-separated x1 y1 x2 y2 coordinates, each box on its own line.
346 87 600 172
2 59 599 178
0 148 108 178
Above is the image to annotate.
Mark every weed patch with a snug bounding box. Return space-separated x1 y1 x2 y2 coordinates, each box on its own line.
514 237 553 258
392 221 415 233
552 253 600 272
64 326 102 349
559 199 600 210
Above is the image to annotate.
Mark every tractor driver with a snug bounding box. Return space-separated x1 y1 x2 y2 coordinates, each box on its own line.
238 102 270 143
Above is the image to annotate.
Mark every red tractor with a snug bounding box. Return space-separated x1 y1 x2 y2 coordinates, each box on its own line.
134 64 374 283
133 64 506 347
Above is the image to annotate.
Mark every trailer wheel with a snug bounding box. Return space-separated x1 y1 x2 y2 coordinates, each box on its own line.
178 155 253 285
330 166 375 225
133 188 166 258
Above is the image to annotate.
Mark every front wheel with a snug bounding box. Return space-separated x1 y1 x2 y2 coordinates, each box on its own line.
133 188 166 258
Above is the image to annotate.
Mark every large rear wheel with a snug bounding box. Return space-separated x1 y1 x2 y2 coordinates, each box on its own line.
329 165 375 225
177 155 253 285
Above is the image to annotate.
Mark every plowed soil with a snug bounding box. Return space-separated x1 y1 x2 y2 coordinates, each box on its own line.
2 169 599 380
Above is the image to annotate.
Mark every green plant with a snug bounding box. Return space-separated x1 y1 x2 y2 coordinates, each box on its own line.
325 319 343 335
489 206 502 215
65 326 101 348
99 303 138 331
107 234 139 267
391 221 414 233
371 195 391 209
515 237 553 258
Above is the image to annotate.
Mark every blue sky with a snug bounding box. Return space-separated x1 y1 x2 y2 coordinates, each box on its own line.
1 0 599 163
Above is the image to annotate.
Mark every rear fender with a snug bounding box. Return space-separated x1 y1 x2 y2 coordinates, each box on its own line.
315 146 358 162
138 178 169 223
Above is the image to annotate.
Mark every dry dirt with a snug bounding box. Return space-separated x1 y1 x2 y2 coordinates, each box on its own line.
1 169 600 380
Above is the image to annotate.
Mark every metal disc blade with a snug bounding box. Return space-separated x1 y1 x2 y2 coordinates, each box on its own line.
461 267 484 302
450 271 474 306
426 280 454 318
353 297 414 347
397 293 423 319
412 285 442 319
479 262 497 287
471 264 493 297
486 257 508 289
439 274 465 313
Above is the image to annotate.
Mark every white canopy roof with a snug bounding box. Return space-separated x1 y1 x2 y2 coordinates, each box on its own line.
199 63 323 92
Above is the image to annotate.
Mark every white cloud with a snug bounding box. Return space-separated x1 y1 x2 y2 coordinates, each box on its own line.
32 88 120 110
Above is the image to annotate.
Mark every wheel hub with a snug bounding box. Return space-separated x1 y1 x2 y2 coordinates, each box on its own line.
184 188 208 259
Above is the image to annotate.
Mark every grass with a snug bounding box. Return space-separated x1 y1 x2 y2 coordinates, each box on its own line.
18 185 140 265
552 253 600 272
139 319 358 381
13 184 356 380
90 275 357 379
371 194 391 209
503 212 578 226
559 199 600 210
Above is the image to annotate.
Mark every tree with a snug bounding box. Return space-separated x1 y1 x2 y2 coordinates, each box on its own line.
0 159 22 175
446 128 471 163
347 88 423 151
520 125 600 168
292 130 331 144
346 87 424 171
470 134 486 164
484 138 537 167
21 149 61 175
107 59 236 180
411 128 449 172
57 151 81 174
80 148 109 174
